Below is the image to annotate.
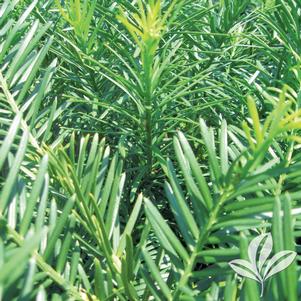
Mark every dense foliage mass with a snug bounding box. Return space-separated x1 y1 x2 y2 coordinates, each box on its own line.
1 0 301 300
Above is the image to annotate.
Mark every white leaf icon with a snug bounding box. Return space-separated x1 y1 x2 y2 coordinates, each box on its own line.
263 250 296 280
258 233 272 272
229 233 297 298
229 259 261 282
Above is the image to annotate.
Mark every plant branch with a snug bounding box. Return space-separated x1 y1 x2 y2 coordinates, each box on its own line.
172 194 228 299
7 225 84 300
0 71 41 150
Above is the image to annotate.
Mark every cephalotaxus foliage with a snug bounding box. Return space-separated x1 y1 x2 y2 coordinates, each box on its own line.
1 0 301 300
116 0 182 176
143 87 301 300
